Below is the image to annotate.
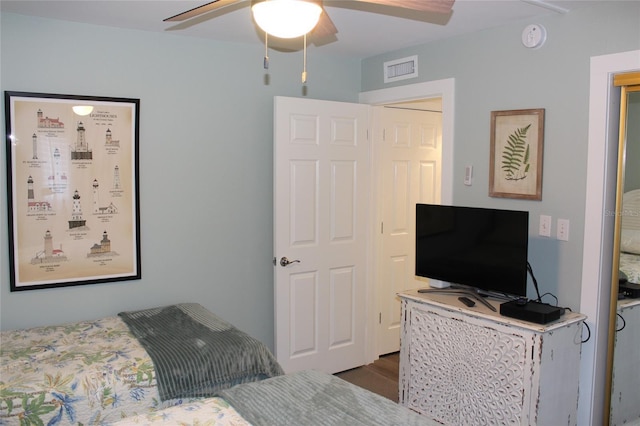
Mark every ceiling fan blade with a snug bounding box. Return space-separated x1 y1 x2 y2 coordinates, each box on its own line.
164 0 244 22
352 0 454 15
311 7 338 38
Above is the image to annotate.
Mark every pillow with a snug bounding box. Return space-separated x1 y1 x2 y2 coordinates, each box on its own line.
621 228 640 254
621 189 640 231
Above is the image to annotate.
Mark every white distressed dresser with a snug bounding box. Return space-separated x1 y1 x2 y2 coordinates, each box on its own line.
399 290 586 425
610 298 640 425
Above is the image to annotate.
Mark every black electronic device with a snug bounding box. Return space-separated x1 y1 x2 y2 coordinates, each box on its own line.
415 204 529 298
499 300 564 324
619 282 640 298
458 296 476 307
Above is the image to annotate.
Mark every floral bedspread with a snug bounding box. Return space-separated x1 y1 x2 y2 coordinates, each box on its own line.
112 397 251 426
0 316 183 425
620 252 640 283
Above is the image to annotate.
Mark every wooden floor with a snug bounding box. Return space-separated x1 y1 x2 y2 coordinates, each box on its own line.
334 352 400 403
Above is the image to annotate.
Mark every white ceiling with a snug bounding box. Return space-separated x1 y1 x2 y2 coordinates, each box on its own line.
1 0 591 58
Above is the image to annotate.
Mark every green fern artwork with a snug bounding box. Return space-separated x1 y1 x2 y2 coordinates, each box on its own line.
501 123 531 181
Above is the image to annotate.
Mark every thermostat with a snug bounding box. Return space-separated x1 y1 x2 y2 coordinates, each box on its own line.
522 24 547 49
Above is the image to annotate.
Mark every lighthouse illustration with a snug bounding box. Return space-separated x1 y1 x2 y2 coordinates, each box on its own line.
113 165 121 190
27 176 52 212
31 230 67 264
48 147 68 190
92 179 118 214
68 189 87 229
88 230 117 257
36 109 64 129
104 128 120 148
70 121 92 160
32 133 38 160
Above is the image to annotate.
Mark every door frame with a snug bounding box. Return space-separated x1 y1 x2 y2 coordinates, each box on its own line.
359 78 455 363
580 49 640 426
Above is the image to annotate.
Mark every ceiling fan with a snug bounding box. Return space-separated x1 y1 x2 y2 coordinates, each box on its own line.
164 0 456 40
165 0 454 83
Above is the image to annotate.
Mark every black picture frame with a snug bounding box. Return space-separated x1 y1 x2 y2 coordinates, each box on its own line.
5 91 141 291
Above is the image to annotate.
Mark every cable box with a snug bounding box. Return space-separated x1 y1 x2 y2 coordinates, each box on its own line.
619 282 640 298
500 300 564 324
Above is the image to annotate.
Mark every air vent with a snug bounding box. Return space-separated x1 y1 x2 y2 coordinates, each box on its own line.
384 55 418 83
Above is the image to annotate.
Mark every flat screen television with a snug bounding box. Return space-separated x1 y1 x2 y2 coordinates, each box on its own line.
415 204 529 298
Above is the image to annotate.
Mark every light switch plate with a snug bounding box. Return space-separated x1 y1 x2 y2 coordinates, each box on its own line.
464 165 473 186
557 219 570 241
539 215 551 237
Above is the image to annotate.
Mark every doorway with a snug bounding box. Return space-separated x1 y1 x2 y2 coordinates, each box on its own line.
580 49 640 426
373 100 443 356
360 78 455 363
272 80 455 373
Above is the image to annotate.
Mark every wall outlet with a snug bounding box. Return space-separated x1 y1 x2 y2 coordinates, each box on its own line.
539 215 551 237
557 219 570 241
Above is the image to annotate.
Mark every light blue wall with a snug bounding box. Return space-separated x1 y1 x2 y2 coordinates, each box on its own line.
2 2 639 347
362 1 640 307
0 13 361 348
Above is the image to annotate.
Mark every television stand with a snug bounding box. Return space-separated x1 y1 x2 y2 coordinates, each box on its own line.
417 287 497 312
399 291 586 425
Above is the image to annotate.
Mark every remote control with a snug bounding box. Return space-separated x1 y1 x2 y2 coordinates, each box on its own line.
458 296 476 307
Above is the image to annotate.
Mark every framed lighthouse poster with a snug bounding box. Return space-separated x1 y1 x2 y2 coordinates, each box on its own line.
4 91 141 291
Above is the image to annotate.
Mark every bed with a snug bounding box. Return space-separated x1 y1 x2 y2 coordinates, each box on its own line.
0 303 284 425
1 303 436 426
620 189 640 284
114 369 436 426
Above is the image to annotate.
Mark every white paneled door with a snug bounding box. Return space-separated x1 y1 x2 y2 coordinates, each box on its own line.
375 105 442 356
273 96 369 374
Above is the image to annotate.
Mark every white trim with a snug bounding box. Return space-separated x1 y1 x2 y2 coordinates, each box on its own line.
580 49 640 426
359 79 454 205
359 79 455 363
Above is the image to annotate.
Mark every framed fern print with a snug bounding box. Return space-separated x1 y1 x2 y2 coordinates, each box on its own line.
489 108 545 200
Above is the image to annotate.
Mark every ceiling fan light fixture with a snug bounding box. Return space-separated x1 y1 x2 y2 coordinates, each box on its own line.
252 0 322 39
72 105 94 116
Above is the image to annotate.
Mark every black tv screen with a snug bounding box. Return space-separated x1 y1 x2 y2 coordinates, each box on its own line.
415 204 529 298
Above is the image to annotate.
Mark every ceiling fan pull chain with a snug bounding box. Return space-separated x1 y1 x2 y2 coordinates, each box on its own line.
302 33 308 84
264 32 269 70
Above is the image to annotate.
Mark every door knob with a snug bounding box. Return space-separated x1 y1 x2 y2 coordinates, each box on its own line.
280 257 301 267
